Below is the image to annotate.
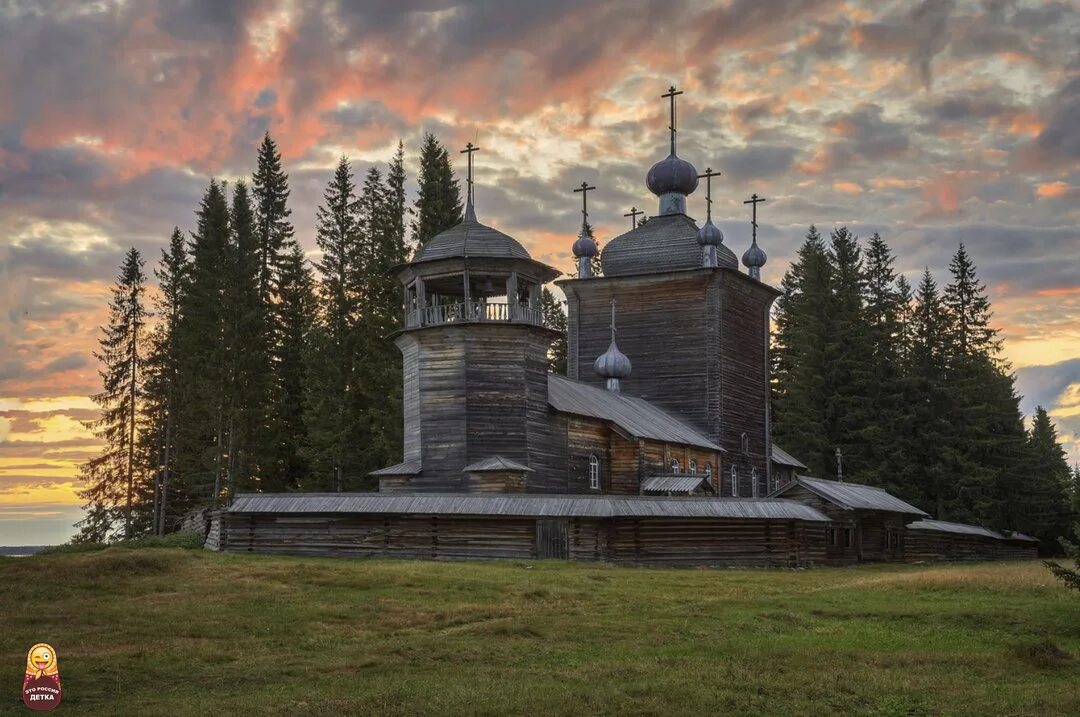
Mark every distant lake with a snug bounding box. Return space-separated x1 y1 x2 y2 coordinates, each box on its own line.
1 546 47 557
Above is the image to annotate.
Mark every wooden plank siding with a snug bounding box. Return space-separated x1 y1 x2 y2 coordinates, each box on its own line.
219 512 828 567
905 531 1038 563
559 268 778 492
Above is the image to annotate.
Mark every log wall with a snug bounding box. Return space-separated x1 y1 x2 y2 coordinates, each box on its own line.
219 512 827 567
905 531 1038 562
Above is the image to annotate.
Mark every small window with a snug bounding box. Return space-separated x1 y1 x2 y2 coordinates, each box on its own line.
704 463 712 483
751 467 758 498
588 454 600 490
740 432 749 454
730 464 738 497
670 458 680 474
843 528 854 548
689 459 697 475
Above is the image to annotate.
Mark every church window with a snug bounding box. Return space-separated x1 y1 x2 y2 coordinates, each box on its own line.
740 432 749 454
704 463 713 486
588 455 600 490
751 467 758 498
670 458 680 473
730 464 738 496
689 459 697 475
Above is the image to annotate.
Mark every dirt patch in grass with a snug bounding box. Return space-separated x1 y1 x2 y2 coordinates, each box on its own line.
1011 638 1074 669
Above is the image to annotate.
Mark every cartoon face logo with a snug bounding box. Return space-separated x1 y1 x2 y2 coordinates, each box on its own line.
23 643 62 711
27 645 56 676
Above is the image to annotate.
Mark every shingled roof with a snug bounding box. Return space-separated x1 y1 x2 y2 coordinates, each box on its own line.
462 456 533 473
548 374 721 451
600 213 738 277
413 215 531 263
770 476 929 516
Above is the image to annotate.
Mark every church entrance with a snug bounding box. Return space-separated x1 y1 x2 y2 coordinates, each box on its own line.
536 519 569 559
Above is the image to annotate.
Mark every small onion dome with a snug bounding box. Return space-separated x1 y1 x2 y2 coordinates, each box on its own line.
572 226 598 258
646 152 699 197
594 340 632 380
697 218 724 246
742 239 767 270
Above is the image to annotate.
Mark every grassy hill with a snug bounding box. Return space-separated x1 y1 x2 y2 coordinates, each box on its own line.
1 548 1077 716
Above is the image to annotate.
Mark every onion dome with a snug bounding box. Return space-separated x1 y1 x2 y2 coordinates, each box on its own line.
697 218 724 246
572 225 598 258
646 152 699 198
742 238 767 279
594 340 632 381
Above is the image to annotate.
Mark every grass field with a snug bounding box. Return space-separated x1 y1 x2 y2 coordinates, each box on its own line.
1 548 1078 716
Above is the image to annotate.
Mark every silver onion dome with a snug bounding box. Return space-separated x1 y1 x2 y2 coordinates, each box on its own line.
646 152 699 197
697 218 724 246
743 240 768 274
594 340 632 380
572 227 598 258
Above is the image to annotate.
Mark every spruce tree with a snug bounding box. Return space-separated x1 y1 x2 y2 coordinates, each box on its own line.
410 133 462 248
823 227 873 482
542 288 568 374
173 179 232 508
272 244 316 490
253 132 294 303
141 228 188 534
1018 407 1073 548
359 165 407 477
941 244 1018 524
77 248 148 540
225 180 267 498
908 269 953 517
771 226 832 476
859 234 907 490
305 157 364 491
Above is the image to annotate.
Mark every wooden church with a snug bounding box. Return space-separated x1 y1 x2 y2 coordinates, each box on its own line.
214 88 1037 566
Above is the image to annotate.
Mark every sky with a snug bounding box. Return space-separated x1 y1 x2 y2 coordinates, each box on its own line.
0 0 1077 546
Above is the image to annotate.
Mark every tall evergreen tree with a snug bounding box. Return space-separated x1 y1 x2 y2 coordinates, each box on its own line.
823 227 873 481
225 180 267 499
173 179 232 508
272 244 316 490
305 157 364 491
907 269 953 517
858 234 908 491
542 288 568 374
77 248 148 540
252 132 295 304
141 228 188 534
387 141 409 251
771 226 833 476
410 133 462 248
1019 407 1074 549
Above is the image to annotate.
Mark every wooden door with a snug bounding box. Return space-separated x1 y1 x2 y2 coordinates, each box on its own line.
536 519 569 559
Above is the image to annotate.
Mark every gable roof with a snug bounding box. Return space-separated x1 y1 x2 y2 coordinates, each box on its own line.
770 476 929 516
462 456 533 473
548 374 721 451
771 444 806 469
228 493 829 522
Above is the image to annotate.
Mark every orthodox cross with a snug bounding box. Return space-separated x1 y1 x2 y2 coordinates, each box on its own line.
573 181 596 226
743 193 767 243
623 206 643 229
661 85 683 154
697 168 721 220
835 447 844 482
609 299 618 342
460 142 480 206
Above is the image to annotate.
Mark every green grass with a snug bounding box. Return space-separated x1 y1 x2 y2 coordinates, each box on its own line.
1 551 1077 716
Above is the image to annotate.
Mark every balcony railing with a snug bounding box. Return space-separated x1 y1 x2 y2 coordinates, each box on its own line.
405 300 543 329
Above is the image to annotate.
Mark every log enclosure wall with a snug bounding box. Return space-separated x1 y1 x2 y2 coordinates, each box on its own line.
219 512 827 567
